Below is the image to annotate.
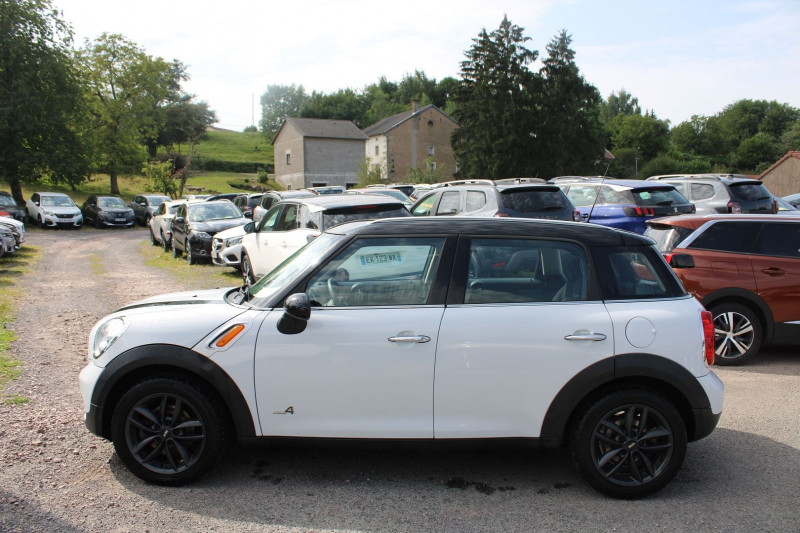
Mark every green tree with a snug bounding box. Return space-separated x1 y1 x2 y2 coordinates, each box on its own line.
299 88 368 126
259 84 307 138
536 30 605 177
79 33 177 194
734 132 778 171
142 159 177 197
451 16 539 179
356 157 384 186
0 0 91 204
609 113 670 176
600 89 641 124
780 121 800 152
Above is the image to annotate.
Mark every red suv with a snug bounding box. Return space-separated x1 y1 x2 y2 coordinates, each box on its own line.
645 214 800 365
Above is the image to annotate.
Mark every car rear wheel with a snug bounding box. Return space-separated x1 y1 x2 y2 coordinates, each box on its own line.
241 253 255 287
111 377 226 485
570 389 687 499
710 302 762 366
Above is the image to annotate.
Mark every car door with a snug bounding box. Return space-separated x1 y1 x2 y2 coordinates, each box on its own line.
254 236 451 438
254 203 309 275
751 221 800 324
171 204 188 250
434 237 613 438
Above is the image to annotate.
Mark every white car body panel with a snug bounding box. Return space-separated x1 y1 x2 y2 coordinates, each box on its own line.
255 307 445 438
149 200 189 245
0 216 24 244
434 302 613 438
212 224 248 267
243 228 320 279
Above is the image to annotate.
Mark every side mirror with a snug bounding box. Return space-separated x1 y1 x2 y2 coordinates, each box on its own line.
666 253 695 269
244 211 253 219
174 216 185 223
277 293 311 334
244 222 255 233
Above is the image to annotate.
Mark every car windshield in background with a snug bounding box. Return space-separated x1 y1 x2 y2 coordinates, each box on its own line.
247 232 344 303
188 203 242 222
41 196 74 207
321 205 410 228
149 197 168 207
632 188 686 206
728 183 772 201
0 197 16 206
500 189 568 212
168 205 182 215
644 224 694 252
98 197 126 208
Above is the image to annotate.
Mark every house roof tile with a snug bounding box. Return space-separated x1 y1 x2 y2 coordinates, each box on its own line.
280 117 368 141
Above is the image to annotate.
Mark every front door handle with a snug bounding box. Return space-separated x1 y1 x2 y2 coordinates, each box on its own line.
762 267 785 277
388 335 431 344
564 333 607 342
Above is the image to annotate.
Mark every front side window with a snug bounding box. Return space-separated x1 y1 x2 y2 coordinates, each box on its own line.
465 238 589 303
436 191 460 215
258 205 282 231
411 193 436 216
276 205 299 231
306 237 446 307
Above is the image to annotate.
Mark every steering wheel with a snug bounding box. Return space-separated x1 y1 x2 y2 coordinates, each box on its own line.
326 268 350 306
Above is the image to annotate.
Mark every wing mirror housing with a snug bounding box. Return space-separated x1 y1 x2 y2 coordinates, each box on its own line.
278 293 311 334
666 253 695 269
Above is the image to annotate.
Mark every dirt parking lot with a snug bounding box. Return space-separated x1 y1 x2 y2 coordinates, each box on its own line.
1 228 799 532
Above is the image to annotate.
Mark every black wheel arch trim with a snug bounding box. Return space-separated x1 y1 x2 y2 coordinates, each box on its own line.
540 353 716 446
700 288 774 341
86 344 255 441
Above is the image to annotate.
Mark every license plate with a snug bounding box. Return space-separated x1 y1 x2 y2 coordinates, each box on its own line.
115 218 126 222
360 252 403 265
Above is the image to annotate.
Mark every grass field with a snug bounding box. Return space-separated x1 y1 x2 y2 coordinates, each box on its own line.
195 128 274 164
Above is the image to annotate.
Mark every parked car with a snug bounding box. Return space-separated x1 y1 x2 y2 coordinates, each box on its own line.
304 185 345 195
646 174 777 215
348 187 413 208
645 214 800 365
775 196 800 215
80 216 723 498
0 226 15 258
26 192 83 229
240 194 411 286
555 178 694 234
170 200 248 264
365 183 416 197
233 193 264 219
0 192 25 222
81 195 135 228
0 216 25 249
211 221 255 269
129 194 171 226
205 193 239 202
409 180 580 222
782 192 800 208
252 190 315 223
149 200 190 251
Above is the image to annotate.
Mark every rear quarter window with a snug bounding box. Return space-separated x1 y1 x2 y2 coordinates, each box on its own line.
591 246 686 300
644 224 694 253
686 221 762 253
633 188 689 206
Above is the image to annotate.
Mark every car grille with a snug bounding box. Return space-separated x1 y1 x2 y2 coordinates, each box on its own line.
56 213 75 219
212 238 223 252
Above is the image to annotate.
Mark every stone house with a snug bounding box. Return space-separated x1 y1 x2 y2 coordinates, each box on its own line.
362 103 458 182
272 117 368 190
759 151 800 196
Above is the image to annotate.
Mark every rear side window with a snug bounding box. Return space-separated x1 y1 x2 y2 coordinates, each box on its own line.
632 188 688 206
754 222 800 257
592 246 685 300
691 183 715 200
465 191 487 212
321 204 410 228
598 187 634 205
727 183 771 201
687 221 762 253
564 185 599 207
465 238 589 303
500 188 568 213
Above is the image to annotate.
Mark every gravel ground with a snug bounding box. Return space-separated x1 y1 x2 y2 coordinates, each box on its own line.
1 228 800 533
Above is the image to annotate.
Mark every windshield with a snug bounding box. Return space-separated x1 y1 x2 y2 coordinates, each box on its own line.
40 195 74 207
247 232 345 305
0 197 16 206
187 202 243 222
98 197 127 208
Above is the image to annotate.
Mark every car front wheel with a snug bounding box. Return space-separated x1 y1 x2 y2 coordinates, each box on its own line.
185 240 195 265
111 377 226 485
710 302 762 366
570 389 687 499
161 231 170 252
172 238 181 258
241 253 255 287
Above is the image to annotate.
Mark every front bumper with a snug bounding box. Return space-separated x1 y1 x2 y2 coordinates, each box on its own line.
42 213 83 228
211 240 242 267
188 234 213 259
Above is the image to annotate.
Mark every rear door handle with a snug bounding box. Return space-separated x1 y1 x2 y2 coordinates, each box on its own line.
564 333 607 342
388 335 431 344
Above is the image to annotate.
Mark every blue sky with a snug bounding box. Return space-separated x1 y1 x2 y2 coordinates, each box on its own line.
53 0 800 131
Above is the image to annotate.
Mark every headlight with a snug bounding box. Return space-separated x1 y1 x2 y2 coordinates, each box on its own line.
225 236 243 247
190 230 212 240
90 317 128 359
41 209 52 216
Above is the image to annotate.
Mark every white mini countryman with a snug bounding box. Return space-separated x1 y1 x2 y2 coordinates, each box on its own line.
80 217 723 499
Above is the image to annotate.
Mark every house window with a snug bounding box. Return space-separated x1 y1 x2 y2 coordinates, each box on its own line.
427 161 437 171
285 150 292 165
374 145 379 156
427 146 435 156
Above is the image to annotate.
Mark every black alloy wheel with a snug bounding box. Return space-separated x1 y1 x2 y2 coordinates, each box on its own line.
571 389 687 499
111 377 226 485
710 302 762 366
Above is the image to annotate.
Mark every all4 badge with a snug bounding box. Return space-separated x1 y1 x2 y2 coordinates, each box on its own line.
273 406 294 415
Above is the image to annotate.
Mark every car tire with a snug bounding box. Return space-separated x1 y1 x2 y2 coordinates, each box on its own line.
710 302 763 366
185 240 195 265
241 253 255 287
110 377 227 486
172 239 181 258
570 389 687 499
38 215 45 229
161 231 170 252
94 217 102 229
149 227 158 246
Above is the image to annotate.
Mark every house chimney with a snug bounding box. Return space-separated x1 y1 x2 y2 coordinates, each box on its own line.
412 100 419 113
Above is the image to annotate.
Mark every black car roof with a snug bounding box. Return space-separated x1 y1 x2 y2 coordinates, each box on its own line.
329 216 651 247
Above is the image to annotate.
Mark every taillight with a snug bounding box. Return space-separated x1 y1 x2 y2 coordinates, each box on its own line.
773 198 779 214
701 310 715 366
572 210 582 222
727 201 741 214
623 206 656 217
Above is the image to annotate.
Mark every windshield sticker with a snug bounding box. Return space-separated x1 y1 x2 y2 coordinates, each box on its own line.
360 251 403 265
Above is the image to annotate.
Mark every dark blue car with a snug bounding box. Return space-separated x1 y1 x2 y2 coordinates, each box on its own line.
553 178 694 234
